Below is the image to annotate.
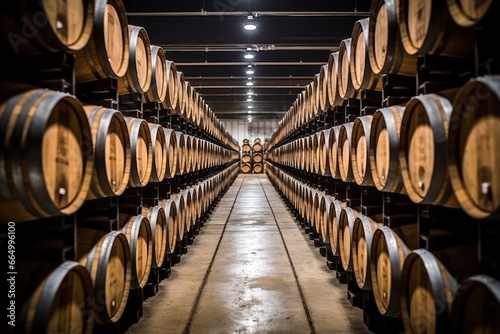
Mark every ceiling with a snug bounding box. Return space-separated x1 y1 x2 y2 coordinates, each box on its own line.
123 0 372 120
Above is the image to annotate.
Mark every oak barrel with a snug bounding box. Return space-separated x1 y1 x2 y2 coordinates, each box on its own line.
447 0 495 27
327 51 345 107
401 242 479 333
143 45 167 103
338 122 355 182
369 105 406 193
162 60 179 110
327 200 347 256
75 0 129 82
0 89 93 223
174 131 186 175
148 123 167 182
370 224 419 317
338 38 358 100
1 0 95 55
350 17 383 91
124 117 153 187
84 105 130 199
399 92 460 208
142 205 167 269
162 128 177 179
329 126 342 178
352 215 383 290
351 115 374 186
18 260 95 334
253 152 263 163
319 64 331 112
447 75 500 219
173 70 185 115
160 198 178 255
368 0 417 76
253 162 263 174
241 162 251 173
77 229 131 324
451 275 500 333
118 25 152 95
338 207 361 271
174 194 186 241
398 0 476 57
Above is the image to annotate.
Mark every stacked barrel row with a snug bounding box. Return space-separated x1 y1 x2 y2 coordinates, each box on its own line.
241 138 264 173
0 89 239 224
16 162 240 333
266 163 499 333
265 1 500 333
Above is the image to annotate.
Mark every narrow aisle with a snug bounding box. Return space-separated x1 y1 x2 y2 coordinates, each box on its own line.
125 174 370 334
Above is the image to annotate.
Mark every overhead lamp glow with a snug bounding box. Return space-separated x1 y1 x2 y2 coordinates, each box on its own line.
247 98 252 102
244 53 254 59
247 90 254 95
248 116 253 123
246 69 255 75
246 82 253 86
244 16 256 30
247 105 253 108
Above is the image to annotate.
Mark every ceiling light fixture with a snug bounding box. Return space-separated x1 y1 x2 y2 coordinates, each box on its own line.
247 98 252 102
247 90 253 95
246 82 253 86
247 105 253 108
246 68 255 75
244 53 254 59
244 15 256 31
248 116 252 123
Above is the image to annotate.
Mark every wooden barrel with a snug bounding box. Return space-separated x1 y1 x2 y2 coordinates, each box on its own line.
451 275 500 333
318 194 334 243
242 142 252 152
398 0 476 57
118 25 152 95
338 122 355 182
309 133 319 174
339 207 361 271
370 224 419 317
75 0 129 83
163 128 178 179
0 0 95 55
329 126 342 178
317 129 329 176
174 194 186 241
253 152 263 163
399 92 460 208
120 214 152 289
369 105 406 193
350 17 383 91
190 186 201 223
160 198 178 255
368 0 417 76
0 89 93 223
174 131 186 175
83 105 130 199
327 200 347 256
253 162 263 173
148 123 167 182
181 189 193 233
319 64 331 112
400 248 459 334
143 45 167 103
142 205 167 269
338 38 359 100
351 115 374 186
185 85 195 123
327 51 345 107
173 70 185 115
447 0 495 27
253 141 263 153
124 117 153 187
77 229 131 324
311 73 321 117
447 76 500 220
18 260 95 334
352 215 384 290
162 60 179 110
184 134 193 174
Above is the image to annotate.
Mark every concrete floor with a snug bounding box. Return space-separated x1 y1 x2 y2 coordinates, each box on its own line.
125 174 372 334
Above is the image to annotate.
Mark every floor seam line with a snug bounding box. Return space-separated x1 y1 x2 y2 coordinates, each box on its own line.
258 175 317 334
182 176 246 334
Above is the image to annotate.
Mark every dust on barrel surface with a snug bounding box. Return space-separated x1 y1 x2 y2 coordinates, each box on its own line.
369 105 406 193
84 105 131 199
447 75 500 220
1 0 95 55
0 88 93 223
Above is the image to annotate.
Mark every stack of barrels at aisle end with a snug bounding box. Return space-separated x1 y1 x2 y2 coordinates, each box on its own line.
0 0 241 333
265 1 500 334
240 138 264 173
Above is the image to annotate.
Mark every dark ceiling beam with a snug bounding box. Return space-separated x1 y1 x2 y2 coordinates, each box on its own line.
127 11 370 17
